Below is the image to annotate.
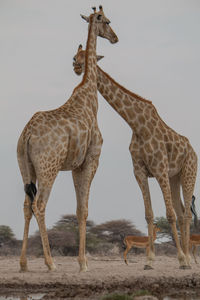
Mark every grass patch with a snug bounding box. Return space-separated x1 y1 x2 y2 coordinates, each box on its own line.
132 289 151 297
100 290 151 300
100 293 133 300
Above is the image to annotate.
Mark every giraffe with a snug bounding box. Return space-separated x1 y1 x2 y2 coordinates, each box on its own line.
17 6 118 273
73 45 197 269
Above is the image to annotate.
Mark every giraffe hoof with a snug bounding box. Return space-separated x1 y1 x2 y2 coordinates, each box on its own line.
179 265 191 270
79 265 88 272
78 257 88 272
20 266 28 272
48 263 56 271
144 264 153 270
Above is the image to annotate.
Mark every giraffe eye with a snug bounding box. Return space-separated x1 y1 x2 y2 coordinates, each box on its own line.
73 57 76 62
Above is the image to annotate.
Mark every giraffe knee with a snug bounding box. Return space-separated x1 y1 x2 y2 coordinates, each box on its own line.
185 211 192 220
167 211 176 224
145 215 154 224
177 215 184 226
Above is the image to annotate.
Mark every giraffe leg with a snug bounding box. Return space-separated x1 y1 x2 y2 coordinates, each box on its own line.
32 186 56 271
20 195 33 272
72 154 100 272
169 174 186 253
181 152 197 267
133 164 154 269
157 174 187 268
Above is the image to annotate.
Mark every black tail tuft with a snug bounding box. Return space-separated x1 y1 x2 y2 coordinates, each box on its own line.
191 195 198 229
24 182 37 203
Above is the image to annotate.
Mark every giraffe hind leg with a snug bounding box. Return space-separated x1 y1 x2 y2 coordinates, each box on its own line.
20 173 37 271
181 151 197 267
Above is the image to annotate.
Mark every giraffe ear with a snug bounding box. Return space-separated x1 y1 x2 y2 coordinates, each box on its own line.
97 55 104 61
81 14 89 22
78 44 83 52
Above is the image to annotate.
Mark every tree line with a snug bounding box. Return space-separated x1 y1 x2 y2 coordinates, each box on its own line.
0 215 198 256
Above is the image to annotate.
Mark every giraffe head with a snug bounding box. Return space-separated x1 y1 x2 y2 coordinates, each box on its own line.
81 5 118 44
73 44 104 75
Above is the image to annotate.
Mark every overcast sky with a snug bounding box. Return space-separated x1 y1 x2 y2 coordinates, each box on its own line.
0 0 200 239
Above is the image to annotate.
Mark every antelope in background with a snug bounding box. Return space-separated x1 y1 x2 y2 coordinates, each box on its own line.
189 234 200 264
190 195 200 264
123 224 160 267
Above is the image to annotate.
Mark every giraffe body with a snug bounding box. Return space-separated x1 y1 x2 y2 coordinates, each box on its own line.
17 7 118 272
73 47 197 268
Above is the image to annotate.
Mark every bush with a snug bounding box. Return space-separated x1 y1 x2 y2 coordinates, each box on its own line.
0 225 15 243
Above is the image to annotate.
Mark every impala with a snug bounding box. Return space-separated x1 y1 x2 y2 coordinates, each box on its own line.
189 234 200 264
123 224 160 266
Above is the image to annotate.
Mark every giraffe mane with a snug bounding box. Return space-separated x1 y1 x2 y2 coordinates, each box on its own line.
99 67 152 105
98 67 181 135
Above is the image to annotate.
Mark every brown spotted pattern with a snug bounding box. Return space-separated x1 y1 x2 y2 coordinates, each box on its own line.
73 47 197 269
17 7 118 273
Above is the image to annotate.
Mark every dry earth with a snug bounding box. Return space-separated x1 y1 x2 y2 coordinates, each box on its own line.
0 255 200 299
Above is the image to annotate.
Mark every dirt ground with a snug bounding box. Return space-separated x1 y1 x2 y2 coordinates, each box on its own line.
0 255 200 299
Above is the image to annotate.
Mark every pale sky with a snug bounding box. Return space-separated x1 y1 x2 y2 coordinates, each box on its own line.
0 0 200 239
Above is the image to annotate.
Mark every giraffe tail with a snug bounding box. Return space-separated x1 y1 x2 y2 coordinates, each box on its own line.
17 131 37 203
191 195 198 228
24 182 37 203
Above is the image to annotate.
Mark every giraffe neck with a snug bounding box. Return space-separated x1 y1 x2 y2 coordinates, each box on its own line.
66 15 98 116
70 15 98 116
97 66 153 131
82 15 97 85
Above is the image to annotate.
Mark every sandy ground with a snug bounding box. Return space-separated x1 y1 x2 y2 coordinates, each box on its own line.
0 255 200 299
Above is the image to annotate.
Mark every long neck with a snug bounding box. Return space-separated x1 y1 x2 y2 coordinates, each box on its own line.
97 66 153 130
83 17 97 85
70 16 98 116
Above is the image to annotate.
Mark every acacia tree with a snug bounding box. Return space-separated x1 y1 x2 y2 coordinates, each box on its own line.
90 219 143 245
54 214 95 232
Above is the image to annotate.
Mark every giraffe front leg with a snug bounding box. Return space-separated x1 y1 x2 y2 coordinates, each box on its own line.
143 222 155 270
20 196 33 272
133 164 155 270
73 155 100 272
